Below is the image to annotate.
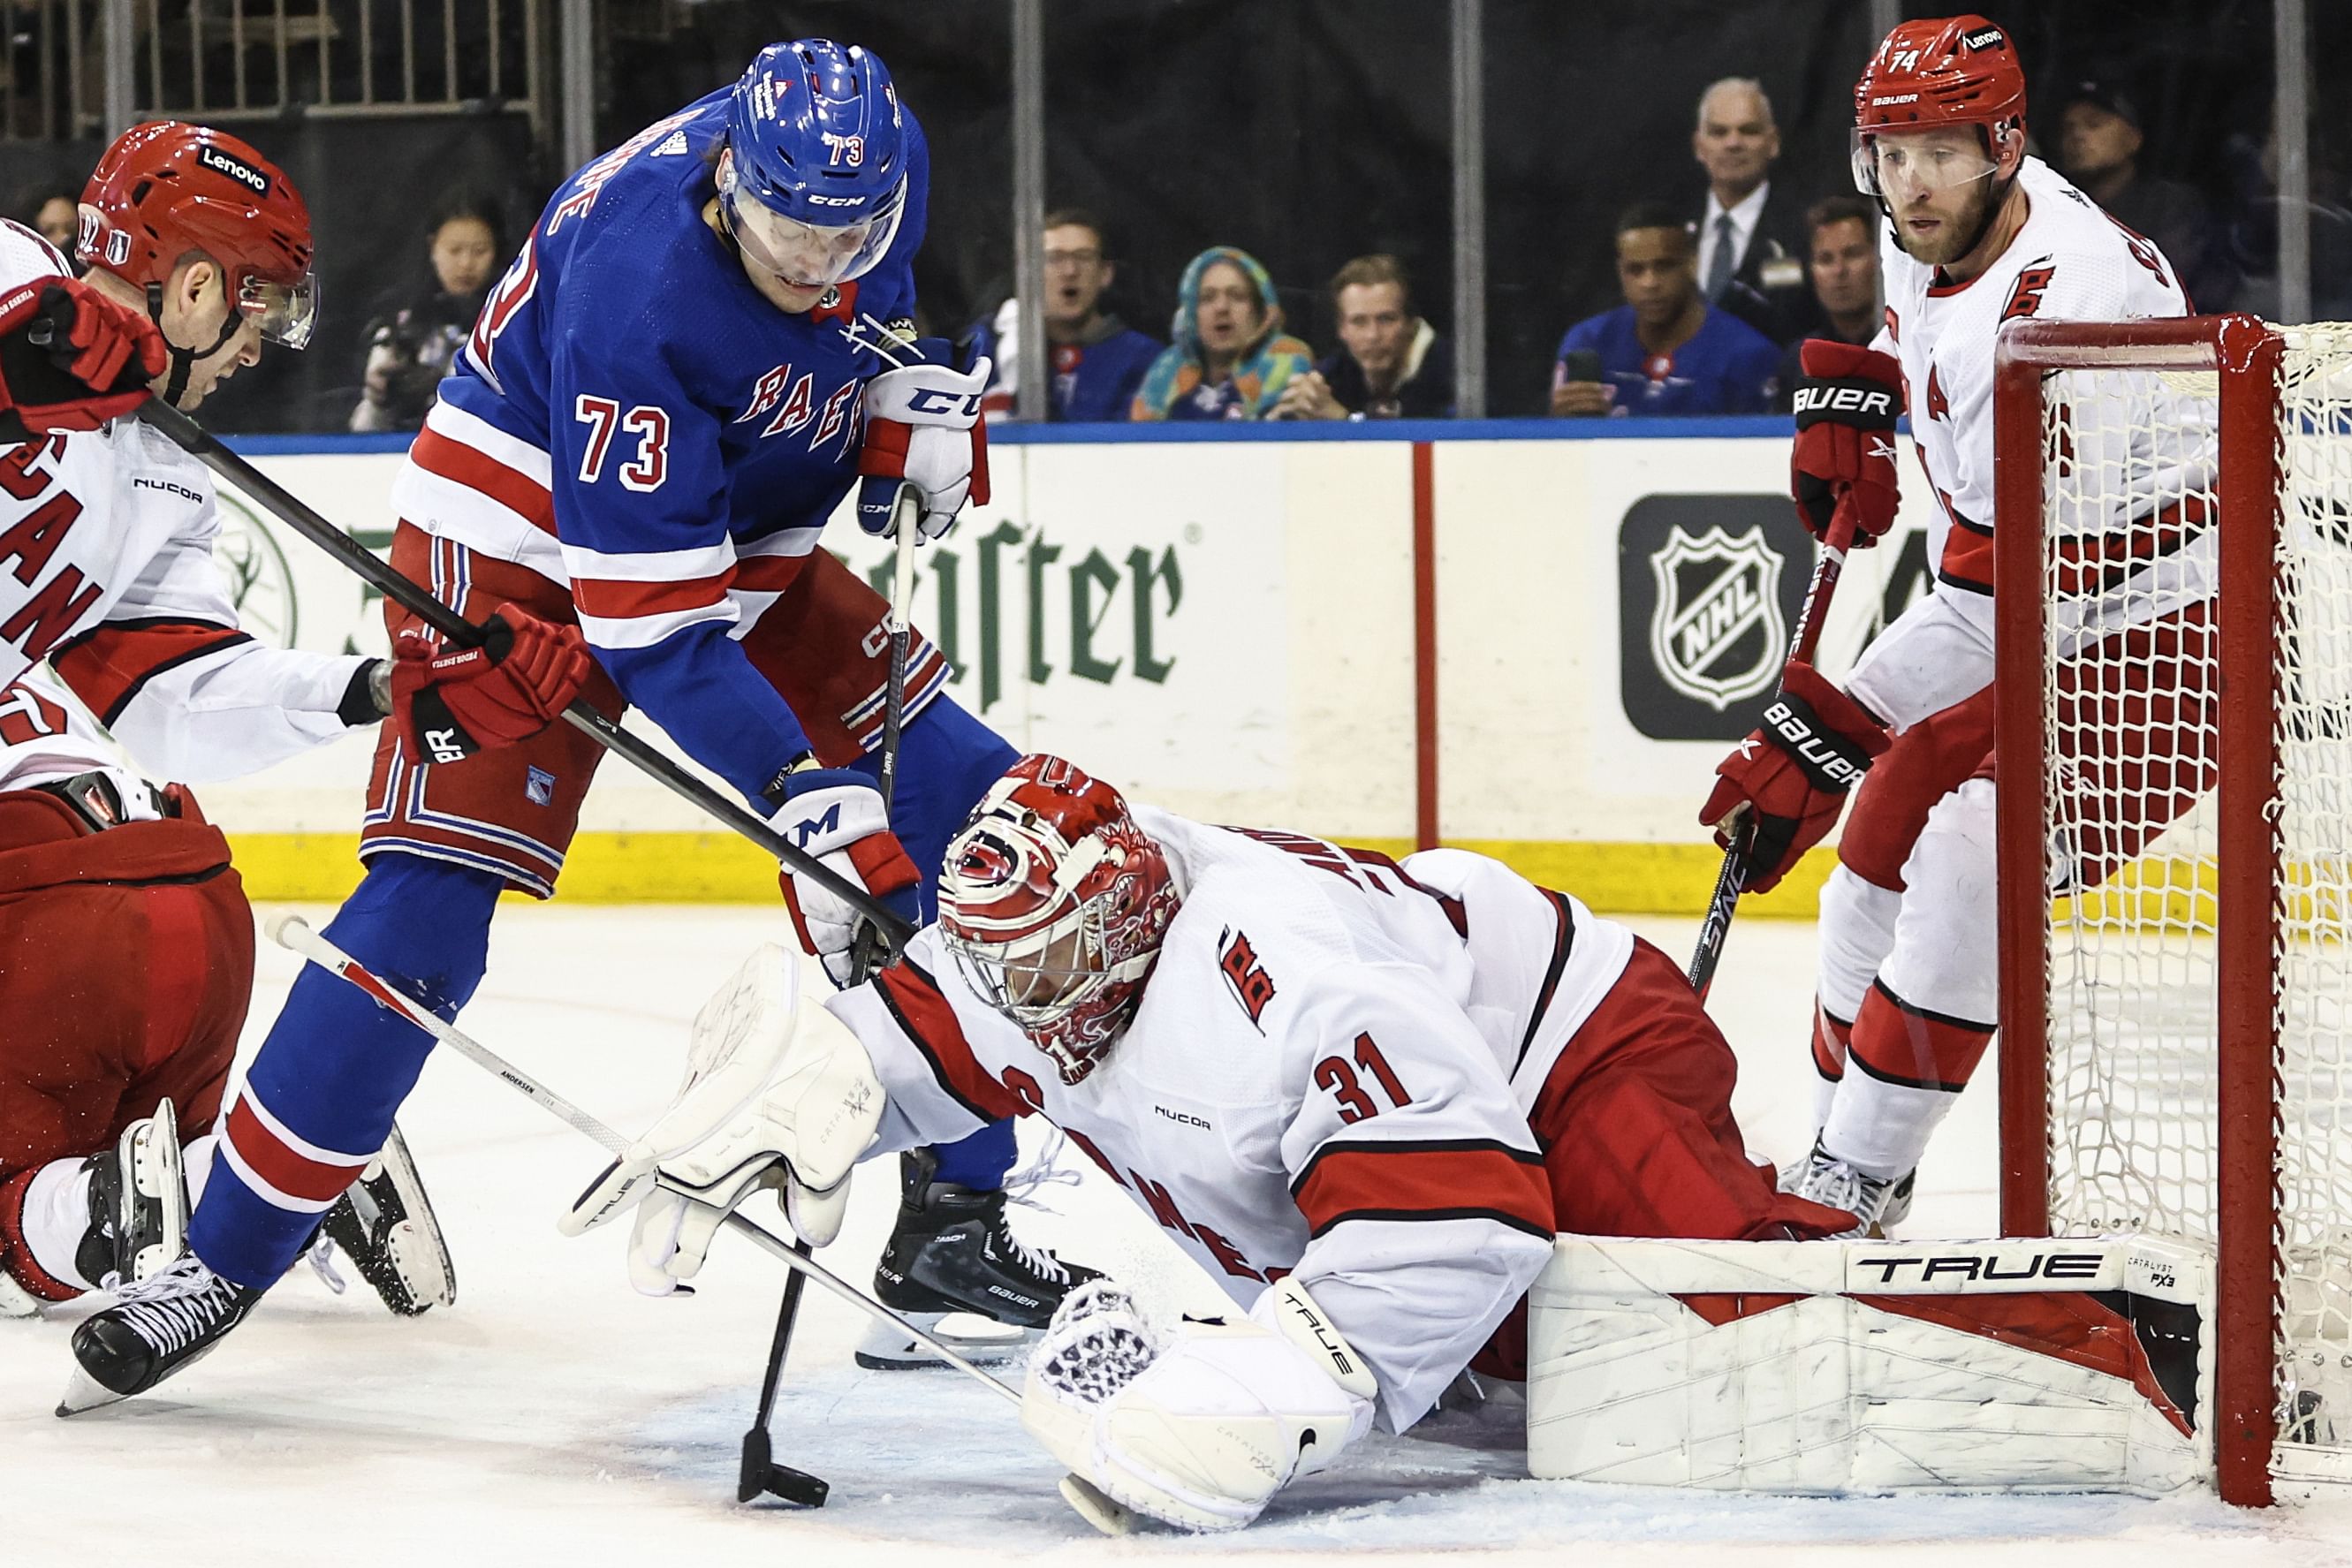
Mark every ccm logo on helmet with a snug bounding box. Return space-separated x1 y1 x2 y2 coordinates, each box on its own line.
1792 384 1894 419
1851 1250 2104 1284
806 193 869 208
197 144 270 195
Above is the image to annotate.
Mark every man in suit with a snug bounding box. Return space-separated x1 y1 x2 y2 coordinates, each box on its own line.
1690 77 1822 347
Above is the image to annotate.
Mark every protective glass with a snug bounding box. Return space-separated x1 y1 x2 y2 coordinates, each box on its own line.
1851 129 2000 197
239 272 317 350
721 153 906 290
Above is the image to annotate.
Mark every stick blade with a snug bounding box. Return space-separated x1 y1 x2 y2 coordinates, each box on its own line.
738 1428 828 1508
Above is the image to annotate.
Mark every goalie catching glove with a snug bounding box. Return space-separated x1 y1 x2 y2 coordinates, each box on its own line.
560 943 884 1293
1789 339 1901 548
1701 660 1890 895
855 336 991 542
1023 1276 1377 1534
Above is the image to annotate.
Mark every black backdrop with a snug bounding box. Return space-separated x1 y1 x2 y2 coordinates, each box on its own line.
0 0 2296 428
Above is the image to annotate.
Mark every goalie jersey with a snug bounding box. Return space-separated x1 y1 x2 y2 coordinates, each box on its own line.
0 223 368 782
1850 155 2204 731
831 810 1641 1432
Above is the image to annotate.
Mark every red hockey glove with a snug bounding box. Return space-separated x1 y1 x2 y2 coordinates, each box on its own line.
1790 339 1902 549
0 278 167 434
391 608 592 764
768 767 922 985
1700 662 1892 895
856 340 992 541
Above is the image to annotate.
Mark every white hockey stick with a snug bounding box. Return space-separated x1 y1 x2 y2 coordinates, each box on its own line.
266 914 1021 1406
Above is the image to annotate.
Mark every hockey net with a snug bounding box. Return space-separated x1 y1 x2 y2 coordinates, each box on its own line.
1995 315 2352 1504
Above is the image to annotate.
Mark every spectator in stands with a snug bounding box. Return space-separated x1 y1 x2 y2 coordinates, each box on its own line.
973 208 1161 421
1774 196 1882 412
1552 202 1779 419
24 190 77 254
2056 80 2234 309
349 191 505 433
1689 77 1819 346
1131 246 1313 421
1269 254 1453 420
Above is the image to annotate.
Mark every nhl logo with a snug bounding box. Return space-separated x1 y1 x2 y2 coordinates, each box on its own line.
1647 525 1786 711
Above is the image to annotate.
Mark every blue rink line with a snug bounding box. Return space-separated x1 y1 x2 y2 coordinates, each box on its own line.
222 414 1865 458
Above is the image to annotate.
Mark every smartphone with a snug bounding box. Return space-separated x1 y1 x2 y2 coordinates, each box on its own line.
1563 348 1604 383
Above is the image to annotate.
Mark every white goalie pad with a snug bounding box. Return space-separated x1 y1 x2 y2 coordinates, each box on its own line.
1527 1234 2213 1496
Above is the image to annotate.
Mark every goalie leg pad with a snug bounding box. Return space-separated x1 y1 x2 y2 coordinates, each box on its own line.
1526 1234 2212 1495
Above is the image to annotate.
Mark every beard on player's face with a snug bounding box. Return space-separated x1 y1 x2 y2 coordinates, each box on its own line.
1889 172 2000 268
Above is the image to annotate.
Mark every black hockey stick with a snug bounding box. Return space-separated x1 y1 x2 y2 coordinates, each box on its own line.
133 398 913 948
740 493 922 1507
1685 509 1859 1001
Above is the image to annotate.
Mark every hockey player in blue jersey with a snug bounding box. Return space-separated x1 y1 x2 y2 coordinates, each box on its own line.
66 40 1094 1409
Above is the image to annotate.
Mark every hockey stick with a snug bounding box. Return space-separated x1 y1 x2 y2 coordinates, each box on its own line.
133 398 912 948
1684 510 1860 1001
740 489 922 1505
269 916 1024 1395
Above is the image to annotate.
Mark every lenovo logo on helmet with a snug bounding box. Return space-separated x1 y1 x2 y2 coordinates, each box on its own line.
1962 27 2006 50
197 144 269 195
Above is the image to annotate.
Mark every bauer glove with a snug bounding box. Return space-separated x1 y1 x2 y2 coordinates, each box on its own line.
0 278 166 436
389 607 592 765
1790 340 1902 548
1700 661 1891 895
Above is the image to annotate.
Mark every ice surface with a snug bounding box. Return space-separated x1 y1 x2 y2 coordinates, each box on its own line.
6 906 2348 1565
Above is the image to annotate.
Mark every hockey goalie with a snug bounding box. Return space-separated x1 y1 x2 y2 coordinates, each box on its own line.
568 754 2212 1529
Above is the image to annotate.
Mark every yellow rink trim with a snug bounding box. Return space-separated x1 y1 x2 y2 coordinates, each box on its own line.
222 829 1840 916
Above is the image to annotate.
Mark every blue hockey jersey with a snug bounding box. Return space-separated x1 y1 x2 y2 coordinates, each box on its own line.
389 87 929 800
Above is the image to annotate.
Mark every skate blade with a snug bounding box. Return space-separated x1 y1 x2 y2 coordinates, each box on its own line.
1059 1474 1136 1536
125 1100 188 1284
852 1310 1036 1369
384 1220 454 1314
56 1365 128 1418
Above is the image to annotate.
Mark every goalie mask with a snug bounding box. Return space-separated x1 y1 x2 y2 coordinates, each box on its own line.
939 755 1180 1086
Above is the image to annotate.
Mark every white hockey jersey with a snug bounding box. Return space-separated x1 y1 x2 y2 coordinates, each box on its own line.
0 669 165 820
0 221 368 781
1849 156 2202 731
830 810 1640 1434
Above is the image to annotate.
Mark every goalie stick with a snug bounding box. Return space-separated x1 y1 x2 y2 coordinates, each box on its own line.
740 489 922 1506
263 916 1142 1521
131 398 913 949
1685 510 1858 1000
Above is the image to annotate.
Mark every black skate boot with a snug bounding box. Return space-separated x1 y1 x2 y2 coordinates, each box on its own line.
856 1149 1101 1369
312 1125 454 1316
58 1252 262 1414
77 1098 189 1288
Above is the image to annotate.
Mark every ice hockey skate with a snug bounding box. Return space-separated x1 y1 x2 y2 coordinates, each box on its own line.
1779 1136 1913 1238
854 1150 1102 1369
312 1125 455 1317
80 1098 191 1289
58 1252 262 1414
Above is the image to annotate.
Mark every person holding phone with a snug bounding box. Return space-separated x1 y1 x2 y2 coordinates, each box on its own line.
1551 201 1780 417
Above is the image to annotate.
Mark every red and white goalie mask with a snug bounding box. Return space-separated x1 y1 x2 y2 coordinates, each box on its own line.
939 755 1180 1085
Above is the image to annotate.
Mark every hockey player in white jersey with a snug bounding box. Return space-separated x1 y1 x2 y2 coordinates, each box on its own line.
570 754 1854 1531
0 673 454 1323
1700 15 2202 1229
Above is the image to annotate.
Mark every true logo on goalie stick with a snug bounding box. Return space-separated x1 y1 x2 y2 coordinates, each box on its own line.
1645 523 1787 713
1849 1249 2104 1284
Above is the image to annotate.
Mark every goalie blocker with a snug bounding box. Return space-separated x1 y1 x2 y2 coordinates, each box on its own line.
1527 1233 2214 1495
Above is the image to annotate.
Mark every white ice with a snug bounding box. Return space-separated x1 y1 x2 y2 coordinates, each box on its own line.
5 906 2348 1567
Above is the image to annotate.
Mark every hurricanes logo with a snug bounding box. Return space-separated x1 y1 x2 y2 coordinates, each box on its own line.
1217 928 1277 1028
1647 525 1786 711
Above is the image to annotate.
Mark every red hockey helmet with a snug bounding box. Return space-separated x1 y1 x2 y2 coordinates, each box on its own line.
939 755 1180 1086
1851 15 2026 196
78 121 317 350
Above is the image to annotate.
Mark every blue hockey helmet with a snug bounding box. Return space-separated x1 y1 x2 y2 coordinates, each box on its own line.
720 39 909 291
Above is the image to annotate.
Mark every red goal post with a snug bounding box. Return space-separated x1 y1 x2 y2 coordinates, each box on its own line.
1990 314 2352 1507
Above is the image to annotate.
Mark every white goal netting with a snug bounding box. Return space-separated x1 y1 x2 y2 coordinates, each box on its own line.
2036 325 2352 1489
